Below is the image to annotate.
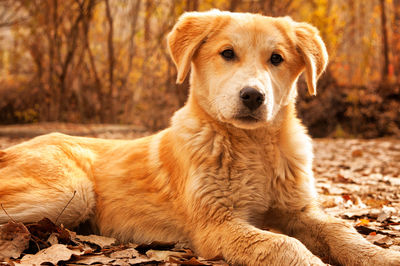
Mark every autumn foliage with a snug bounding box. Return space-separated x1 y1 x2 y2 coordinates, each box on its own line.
0 0 399 137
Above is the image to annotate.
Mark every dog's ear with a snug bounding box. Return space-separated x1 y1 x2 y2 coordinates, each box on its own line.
295 22 328 96
167 10 224 84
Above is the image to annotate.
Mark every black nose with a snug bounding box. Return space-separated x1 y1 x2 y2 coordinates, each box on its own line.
240 87 265 111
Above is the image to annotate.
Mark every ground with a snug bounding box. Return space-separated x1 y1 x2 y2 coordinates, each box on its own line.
0 123 400 265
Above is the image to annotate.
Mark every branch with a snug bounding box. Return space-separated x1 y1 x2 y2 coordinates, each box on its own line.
55 190 76 224
1 203 16 222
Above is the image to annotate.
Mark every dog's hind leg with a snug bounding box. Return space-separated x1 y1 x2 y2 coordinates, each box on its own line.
0 147 96 228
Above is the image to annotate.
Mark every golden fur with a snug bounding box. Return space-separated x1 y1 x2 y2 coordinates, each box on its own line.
1 10 400 265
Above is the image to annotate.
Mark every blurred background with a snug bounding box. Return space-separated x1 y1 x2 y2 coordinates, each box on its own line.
0 0 399 138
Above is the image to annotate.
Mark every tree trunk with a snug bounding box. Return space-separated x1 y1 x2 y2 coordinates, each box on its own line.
135 0 153 104
393 0 400 82
82 0 102 121
120 0 141 92
229 0 241 11
186 0 198 11
379 0 390 84
48 0 58 121
105 0 116 122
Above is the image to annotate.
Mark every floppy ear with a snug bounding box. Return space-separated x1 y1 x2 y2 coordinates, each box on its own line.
295 22 328 96
167 10 225 84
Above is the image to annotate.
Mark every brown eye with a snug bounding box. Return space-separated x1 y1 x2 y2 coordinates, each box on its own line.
270 53 283 66
221 49 235 60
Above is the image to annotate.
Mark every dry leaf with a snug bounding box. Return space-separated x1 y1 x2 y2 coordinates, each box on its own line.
377 206 396 222
319 195 343 208
366 233 393 247
125 257 158 265
110 248 141 259
75 234 116 248
351 149 363 157
47 233 59 245
169 256 211 265
135 241 176 254
146 249 186 261
20 244 84 265
356 219 370 226
0 221 30 260
73 254 116 265
26 218 71 246
111 257 155 265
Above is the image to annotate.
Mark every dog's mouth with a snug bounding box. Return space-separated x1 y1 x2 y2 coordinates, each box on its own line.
235 114 260 123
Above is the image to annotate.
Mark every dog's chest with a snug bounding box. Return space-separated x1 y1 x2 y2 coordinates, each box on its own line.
190 134 280 220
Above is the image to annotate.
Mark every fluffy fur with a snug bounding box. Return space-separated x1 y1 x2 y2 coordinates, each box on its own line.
1 10 400 265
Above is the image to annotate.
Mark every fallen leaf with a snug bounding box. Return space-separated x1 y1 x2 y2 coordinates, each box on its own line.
356 219 370 226
72 242 95 255
377 206 395 222
169 256 211 265
341 208 371 219
26 218 71 246
112 257 155 265
0 221 30 260
342 194 351 202
75 234 116 249
146 249 187 261
356 225 377 235
47 233 59 245
20 243 84 265
366 233 393 247
110 247 141 259
72 254 116 265
135 241 176 254
337 170 355 183
351 149 363 157
319 195 343 208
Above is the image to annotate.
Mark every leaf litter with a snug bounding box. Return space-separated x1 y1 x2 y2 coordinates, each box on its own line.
1 134 400 265
315 139 400 251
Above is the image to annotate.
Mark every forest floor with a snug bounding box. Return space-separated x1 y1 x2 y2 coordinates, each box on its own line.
1 123 400 265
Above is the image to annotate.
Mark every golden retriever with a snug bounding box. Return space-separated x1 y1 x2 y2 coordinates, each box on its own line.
1 10 400 265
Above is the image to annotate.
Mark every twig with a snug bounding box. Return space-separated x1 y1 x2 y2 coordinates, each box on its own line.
1 203 16 222
55 190 76 225
30 235 42 251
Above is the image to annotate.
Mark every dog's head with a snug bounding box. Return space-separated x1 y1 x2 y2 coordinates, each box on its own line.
168 10 328 129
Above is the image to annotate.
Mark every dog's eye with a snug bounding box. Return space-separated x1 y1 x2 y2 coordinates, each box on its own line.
221 49 235 60
270 53 284 66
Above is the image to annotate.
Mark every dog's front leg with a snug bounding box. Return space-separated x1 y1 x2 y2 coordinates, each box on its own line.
190 219 325 266
272 208 400 265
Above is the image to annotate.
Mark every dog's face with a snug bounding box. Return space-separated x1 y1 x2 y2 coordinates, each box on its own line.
168 10 328 129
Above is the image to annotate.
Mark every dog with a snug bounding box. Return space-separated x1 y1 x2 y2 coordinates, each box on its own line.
1 10 400 265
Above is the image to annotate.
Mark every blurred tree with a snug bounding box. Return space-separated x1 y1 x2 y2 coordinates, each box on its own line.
259 0 294 16
0 0 398 137
379 0 390 84
104 0 116 122
393 0 400 82
0 0 25 27
229 0 241 11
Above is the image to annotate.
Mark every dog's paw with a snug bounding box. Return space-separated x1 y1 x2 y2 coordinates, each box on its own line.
371 249 400 266
267 236 326 266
